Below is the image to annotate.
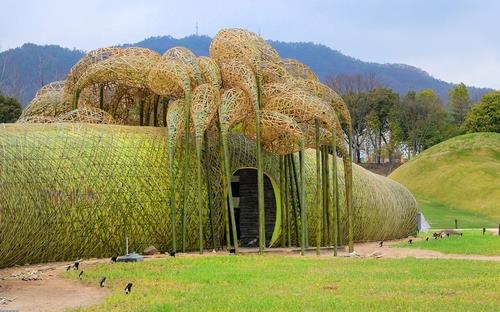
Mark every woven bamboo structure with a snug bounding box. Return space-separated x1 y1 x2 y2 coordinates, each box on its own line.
0 124 416 267
0 28 418 267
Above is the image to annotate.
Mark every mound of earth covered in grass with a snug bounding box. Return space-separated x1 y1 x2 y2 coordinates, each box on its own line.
390 132 500 228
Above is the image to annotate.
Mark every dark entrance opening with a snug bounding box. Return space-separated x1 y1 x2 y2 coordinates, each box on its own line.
229 168 277 247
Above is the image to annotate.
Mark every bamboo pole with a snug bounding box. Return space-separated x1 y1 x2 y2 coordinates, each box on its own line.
290 154 303 252
279 156 286 248
335 173 341 246
153 95 159 127
195 138 204 254
331 131 339 256
346 130 354 252
284 154 291 247
203 133 216 250
167 128 177 254
321 147 328 244
325 146 331 246
162 99 168 127
144 101 151 126
256 75 265 253
218 116 239 254
287 155 299 244
315 119 322 255
181 92 191 253
299 140 306 255
99 84 104 110
139 99 144 126
216 120 232 250
72 89 80 110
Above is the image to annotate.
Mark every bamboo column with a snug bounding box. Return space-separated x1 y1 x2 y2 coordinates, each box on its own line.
144 101 151 126
324 147 331 246
162 98 168 127
331 131 339 256
255 74 265 254
315 119 322 255
346 130 354 252
194 137 204 254
139 99 144 126
321 147 328 244
72 89 81 109
153 95 159 127
99 85 104 110
216 121 232 250
284 154 291 247
218 115 239 254
287 155 299 244
181 91 192 253
299 141 306 255
279 156 286 248
167 113 177 254
204 133 217 250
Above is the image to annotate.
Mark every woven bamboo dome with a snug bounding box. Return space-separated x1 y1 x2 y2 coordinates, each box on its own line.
0 28 418 267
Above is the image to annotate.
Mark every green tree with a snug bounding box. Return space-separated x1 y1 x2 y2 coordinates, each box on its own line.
397 89 451 157
449 83 471 126
0 92 22 123
463 91 500 133
365 88 399 164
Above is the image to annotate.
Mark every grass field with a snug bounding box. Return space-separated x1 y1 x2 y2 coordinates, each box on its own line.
396 230 500 255
67 255 500 311
418 197 497 229
390 132 500 223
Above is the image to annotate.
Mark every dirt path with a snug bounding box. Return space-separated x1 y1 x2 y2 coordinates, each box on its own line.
1 239 498 311
343 239 500 261
0 260 109 312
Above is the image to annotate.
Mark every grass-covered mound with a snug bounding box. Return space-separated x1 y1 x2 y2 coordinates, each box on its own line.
390 132 500 228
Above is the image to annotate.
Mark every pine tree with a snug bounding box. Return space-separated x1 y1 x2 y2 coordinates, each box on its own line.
449 83 471 126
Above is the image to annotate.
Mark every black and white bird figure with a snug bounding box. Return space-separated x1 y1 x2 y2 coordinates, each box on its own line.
169 251 176 257
111 256 117 263
78 271 84 280
425 237 429 241
73 261 80 270
246 238 258 247
379 241 384 247
408 239 413 245
124 283 133 294
99 277 106 288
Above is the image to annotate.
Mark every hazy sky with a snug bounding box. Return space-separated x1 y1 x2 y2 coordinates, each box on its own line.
1 0 499 89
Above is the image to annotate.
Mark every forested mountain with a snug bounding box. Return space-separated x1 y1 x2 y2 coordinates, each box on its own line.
0 44 83 105
0 35 493 107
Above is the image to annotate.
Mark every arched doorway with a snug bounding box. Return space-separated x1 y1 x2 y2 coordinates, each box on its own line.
229 168 280 247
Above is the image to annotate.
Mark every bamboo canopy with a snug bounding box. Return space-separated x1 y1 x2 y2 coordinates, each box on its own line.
0 28 418 267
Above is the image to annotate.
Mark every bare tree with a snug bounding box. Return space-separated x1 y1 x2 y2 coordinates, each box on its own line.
326 73 381 163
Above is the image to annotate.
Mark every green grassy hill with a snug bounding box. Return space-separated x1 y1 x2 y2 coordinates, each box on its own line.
390 132 500 228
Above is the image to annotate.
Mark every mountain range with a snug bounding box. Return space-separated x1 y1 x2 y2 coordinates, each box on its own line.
0 35 493 107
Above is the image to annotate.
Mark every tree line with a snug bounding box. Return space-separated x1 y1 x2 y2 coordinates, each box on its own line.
327 74 499 164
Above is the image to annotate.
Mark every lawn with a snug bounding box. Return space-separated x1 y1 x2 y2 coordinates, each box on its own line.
67 255 500 311
396 230 500 256
418 197 497 229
